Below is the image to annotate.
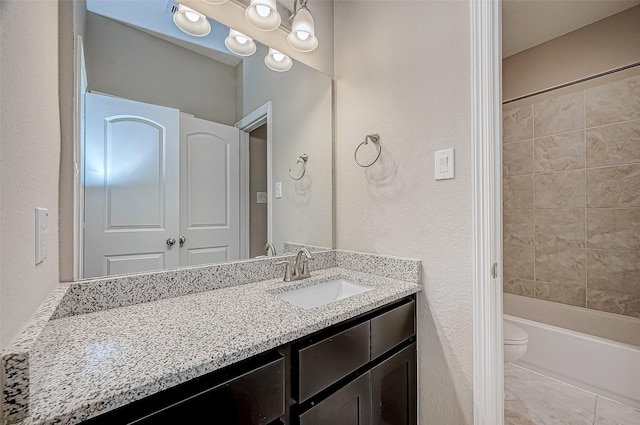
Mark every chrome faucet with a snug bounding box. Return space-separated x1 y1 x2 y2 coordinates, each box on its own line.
293 248 314 280
276 248 314 282
264 242 277 256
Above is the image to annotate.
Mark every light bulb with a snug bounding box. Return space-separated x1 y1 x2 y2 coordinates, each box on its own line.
184 11 200 22
256 5 271 17
174 5 211 37
265 48 292 72
287 7 317 52
296 31 310 41
225 29 256 56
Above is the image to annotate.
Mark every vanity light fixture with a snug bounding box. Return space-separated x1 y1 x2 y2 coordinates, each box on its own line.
287 0 317 52
246 0 281 31
265 47 292 72
173 4 211 37
225 29 257 56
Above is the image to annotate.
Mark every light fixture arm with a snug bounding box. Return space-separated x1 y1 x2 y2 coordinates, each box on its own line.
292 0 309 18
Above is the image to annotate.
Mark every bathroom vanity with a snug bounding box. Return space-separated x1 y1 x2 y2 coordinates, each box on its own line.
82 296 416 425
2 250 421 425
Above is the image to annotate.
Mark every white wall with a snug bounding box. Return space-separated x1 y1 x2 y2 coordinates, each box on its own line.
0 0 61 349
84 12 237 125
334 2 473 424
242 43 333 253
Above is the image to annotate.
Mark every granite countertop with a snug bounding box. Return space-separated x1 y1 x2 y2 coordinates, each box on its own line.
25 266 420 425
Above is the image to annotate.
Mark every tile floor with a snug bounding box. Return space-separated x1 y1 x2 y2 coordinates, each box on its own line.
505 364 640 424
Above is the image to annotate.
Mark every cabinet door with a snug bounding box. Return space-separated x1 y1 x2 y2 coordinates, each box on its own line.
298 374 371 425
370 343 416 425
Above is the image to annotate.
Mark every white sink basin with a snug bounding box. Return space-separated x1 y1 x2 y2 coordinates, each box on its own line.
276 279 373 310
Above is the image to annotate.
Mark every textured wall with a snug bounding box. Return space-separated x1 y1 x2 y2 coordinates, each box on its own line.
0 0 61 348
503 72 640 320
334 1 473 423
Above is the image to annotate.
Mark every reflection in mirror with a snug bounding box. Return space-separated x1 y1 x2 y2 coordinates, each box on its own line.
78 0 332 279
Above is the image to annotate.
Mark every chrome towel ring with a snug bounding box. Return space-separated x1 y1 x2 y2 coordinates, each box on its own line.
354 133 381 167
289 154 308 180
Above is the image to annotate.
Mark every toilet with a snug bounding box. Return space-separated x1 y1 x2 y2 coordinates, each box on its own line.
504 320 528 363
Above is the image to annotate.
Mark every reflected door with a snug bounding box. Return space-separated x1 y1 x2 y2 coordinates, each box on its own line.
179 114 240 266
83 93 180 278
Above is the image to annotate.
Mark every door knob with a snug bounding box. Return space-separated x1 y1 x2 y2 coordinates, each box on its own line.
166 237 176 247
179 236 186 245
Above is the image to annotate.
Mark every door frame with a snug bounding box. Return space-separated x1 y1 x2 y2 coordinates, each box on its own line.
471 1 503 425
235 102 273 258
73 34 87 280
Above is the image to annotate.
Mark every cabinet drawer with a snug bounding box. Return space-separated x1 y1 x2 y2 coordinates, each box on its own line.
134 356 285 425
370 300 415 359
297 321 370 402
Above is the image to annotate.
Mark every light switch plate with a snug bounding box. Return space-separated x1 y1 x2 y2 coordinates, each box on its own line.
256 192 267 204
435 148 455 180
275 182 282 199
35 208 48 264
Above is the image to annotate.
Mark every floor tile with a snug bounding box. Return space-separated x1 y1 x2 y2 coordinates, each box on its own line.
505 364 596 424
594 396 640 425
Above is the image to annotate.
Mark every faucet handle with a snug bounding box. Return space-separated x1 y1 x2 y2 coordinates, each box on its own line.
276 261 293 282
300 256 314 277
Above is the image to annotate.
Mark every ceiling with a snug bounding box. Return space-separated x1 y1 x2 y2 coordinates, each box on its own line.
502 0 640 58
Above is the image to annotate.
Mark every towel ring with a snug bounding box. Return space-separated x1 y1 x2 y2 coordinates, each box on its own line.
354 133 381 167
289 154 308 181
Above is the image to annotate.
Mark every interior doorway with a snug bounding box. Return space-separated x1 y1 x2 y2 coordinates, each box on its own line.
249 125 268 258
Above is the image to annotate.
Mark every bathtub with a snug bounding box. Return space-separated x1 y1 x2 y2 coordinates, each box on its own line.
505 314 640 409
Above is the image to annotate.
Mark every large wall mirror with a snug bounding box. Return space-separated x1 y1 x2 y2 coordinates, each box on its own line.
76 0 333 279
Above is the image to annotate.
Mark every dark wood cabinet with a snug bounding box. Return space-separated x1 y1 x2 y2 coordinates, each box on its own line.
294 298 416 425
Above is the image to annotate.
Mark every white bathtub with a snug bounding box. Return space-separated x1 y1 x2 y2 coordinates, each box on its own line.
505 315 640 409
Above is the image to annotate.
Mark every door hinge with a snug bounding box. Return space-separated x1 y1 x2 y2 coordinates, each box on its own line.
491 263 498 279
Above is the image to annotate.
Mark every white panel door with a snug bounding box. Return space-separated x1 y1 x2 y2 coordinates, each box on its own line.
83 93 180 278
180 114 240 266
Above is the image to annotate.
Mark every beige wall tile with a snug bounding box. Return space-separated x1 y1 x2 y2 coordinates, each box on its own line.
504 139 533 176
534 91 585 137
535 209 585 247
535 170 585 209
587 208 640 251
503 105 534 143
504 244 534 280
504 175 533 210
586 75 640 127
587 249 640 296
535 246 586 286
587 289 640 318
504 277 534 297
504 210 534 245
535 281 586 307
586 164 640 208
534 130 585 173
586 119 640 168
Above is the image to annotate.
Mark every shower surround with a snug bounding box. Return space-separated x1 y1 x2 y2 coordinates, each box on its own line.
502 73 640 319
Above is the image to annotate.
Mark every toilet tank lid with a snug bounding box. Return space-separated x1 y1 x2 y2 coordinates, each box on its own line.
504 321 528 343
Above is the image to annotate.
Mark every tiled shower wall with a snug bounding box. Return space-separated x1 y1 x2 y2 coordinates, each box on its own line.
502 74 640 319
